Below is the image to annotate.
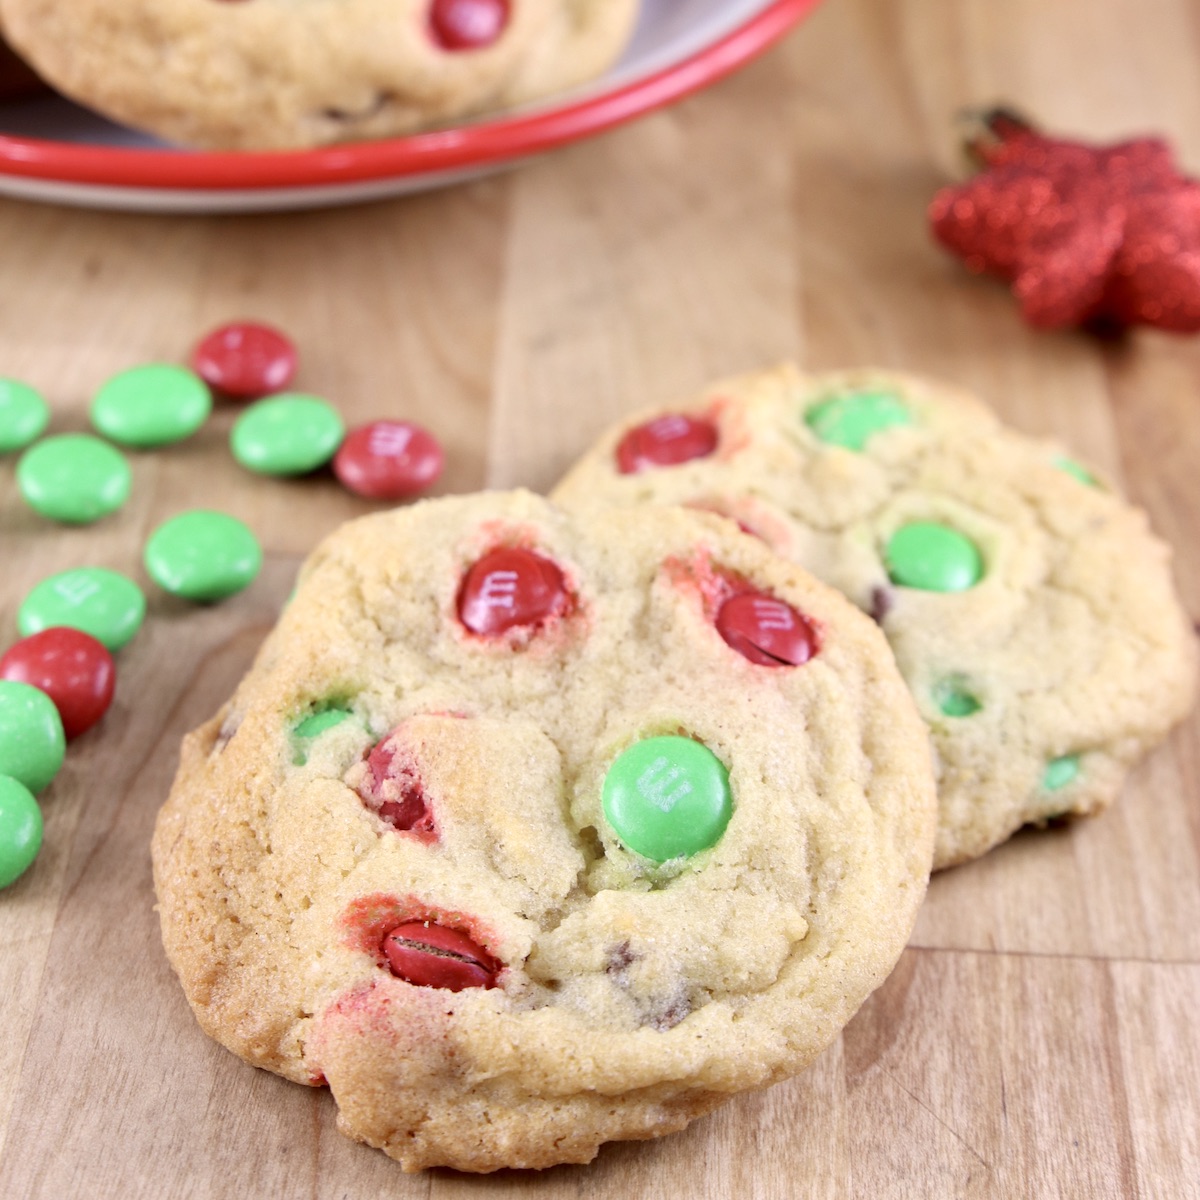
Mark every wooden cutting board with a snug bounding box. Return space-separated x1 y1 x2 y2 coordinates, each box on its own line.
1 1 1198 1195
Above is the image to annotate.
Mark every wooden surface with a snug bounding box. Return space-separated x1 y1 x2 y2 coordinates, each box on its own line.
2 1 1199 1196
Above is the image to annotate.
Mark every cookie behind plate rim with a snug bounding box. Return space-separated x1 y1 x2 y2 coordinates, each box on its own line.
0 0 639 149
152 492 937 1172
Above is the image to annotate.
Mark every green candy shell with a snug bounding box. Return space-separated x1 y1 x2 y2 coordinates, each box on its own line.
933 678 981 718
294 708 352 738
230 394 344 476
0 379 50 454
601 735 732 863
0 680 66 794
91 364 212 448
16 434 131 524
805 389 913 451
885 522 983 593
1043 754 1080 792
19 567 146 651
0 775 43 889
145 510 262 602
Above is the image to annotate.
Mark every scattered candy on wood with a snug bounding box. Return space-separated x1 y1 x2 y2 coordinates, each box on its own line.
0 627 116 739
230 393 345 476
19 567 146 652
1 316 445 888
0 679 65 794
16 433 131 524
0 379 49 453
91 364 212 448
929 109 1200 333
191 321 298 400
0 775 42 890
144 510 263 602
333 420 444 499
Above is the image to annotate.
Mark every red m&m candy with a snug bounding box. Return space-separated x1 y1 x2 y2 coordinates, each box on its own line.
382 921 500 990
0 627 115 739
360 734 436 836
333 421 444 500
615 414 719 474
457 547 568 636
191 321 297 399
716 591 818 667
429 0 510 50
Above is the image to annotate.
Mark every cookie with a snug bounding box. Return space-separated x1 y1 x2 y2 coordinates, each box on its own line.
152 491 936 1172
551 366 1198 869
0 0 638 149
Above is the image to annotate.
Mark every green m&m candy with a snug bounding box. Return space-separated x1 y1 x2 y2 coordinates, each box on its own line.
885 522 983 592
91 364 212 448
933 677 981 718
16 434 131 524
1054 455 1099 488
0 680 65 794
144 510 262 601
601 735 732 862
0 378 50 453
292 706 353 764
1042 754 1080 791
0 775 43 888
804 389 913 451
231 394 345 476
19 567 146 651
294 707 352 738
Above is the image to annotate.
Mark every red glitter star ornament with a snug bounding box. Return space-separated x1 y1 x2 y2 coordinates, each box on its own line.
929 110 1200 333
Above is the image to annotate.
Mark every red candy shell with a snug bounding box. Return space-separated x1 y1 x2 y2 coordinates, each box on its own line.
383 922 500 990
429 0 510 50
615 413 719 474
333 421 444 499
362 736 435 835
190 321 297 399
457 547 568 635
0 626 116 738
716 591 818 666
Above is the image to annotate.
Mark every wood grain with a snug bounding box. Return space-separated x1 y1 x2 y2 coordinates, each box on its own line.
2 1 1198 1195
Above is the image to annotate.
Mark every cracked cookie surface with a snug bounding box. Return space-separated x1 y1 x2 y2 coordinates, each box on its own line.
0 0 638 148
551 366 1198 869
152 491 936 1172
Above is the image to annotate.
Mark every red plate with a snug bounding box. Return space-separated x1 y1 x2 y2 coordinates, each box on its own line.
0 0 821 211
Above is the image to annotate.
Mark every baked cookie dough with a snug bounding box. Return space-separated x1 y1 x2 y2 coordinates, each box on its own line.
551 366 1198 869
0 0 638 149
152 491 936 1172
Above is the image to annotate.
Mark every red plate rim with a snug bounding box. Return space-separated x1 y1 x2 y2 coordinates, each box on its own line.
0 0 821 191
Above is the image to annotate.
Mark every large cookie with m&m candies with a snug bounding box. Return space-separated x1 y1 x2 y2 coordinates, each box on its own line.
551 365 1198 869
0 0 638 150
151 491 936 1173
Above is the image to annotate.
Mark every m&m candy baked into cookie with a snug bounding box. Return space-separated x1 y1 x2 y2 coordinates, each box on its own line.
152 491 937 1172
0 0 639 149
552 366 1198 870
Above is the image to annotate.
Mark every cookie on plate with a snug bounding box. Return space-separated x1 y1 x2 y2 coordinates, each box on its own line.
0 0 639 149
152 491 936 1172
551 366 1198 869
